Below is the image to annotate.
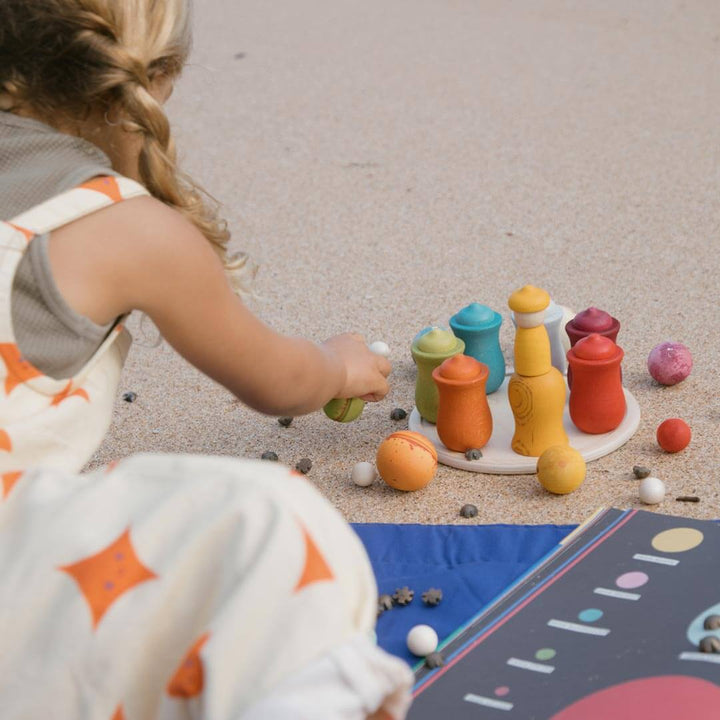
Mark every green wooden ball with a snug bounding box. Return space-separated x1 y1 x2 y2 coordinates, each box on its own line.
323 397 365 422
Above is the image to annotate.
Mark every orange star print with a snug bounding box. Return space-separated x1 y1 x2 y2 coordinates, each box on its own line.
79 176 123 203
0 343 43 395
59 528 157 629
167 633 210 698
51 381 90 407
2 471 22 498
293 523 334 592
6 222 34 241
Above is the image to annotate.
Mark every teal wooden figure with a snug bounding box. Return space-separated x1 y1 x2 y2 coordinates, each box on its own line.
449 303 505 393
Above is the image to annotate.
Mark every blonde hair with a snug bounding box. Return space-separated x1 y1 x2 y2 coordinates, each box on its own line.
0 0 254 296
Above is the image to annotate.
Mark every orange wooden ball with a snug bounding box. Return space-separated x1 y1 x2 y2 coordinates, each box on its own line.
656 418 691 453
376 431 438 492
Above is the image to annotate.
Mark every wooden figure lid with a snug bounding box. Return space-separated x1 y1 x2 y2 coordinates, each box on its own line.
435 354 488 382
569 307 614 332
508 285 550 313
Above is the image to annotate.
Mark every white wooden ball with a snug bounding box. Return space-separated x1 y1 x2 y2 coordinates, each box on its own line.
407 624 439 657
351 461 377 487
369 341 391 358
639 476 665 505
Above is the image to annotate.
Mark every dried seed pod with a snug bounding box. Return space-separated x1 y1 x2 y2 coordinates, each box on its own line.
390 408 408 421
465 448 483 461
699 636 720 653
261 451 279 461
704 615 720 630
460 503 478 518
377 594 394 615
122 391 137 403
392 586 415 606
421 588 443 606
633 465 651 479
278 416 293 427
425 651 445 669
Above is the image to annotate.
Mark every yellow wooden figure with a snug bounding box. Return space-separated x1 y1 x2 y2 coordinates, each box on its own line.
508 285 568 456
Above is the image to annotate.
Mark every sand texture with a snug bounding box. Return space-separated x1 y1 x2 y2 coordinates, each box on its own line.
88 0 720 525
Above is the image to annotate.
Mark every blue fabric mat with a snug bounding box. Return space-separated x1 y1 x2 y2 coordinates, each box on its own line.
352 523 576 666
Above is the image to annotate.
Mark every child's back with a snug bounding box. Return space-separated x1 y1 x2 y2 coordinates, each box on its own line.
0 1 412 716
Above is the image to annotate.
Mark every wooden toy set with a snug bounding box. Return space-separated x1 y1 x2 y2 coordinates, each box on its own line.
408 285 641 475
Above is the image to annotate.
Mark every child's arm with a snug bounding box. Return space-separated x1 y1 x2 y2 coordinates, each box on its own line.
48 196 391 416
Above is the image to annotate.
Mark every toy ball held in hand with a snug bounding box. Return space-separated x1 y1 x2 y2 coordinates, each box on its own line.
376 431 438 491
323 397 365 422
323 340 390 422
647 342 692 385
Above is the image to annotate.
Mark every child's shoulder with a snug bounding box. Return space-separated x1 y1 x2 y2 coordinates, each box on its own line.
49 190 224 324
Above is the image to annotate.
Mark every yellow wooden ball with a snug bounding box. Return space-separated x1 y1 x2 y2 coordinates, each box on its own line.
536 445 586 495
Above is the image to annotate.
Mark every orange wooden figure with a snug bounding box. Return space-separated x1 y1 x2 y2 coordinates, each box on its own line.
567 333 625 434
432 354 492 453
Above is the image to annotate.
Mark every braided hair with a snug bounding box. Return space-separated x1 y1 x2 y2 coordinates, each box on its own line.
0 0 254 296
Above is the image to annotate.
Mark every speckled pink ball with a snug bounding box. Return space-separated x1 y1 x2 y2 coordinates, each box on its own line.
647 342 693 385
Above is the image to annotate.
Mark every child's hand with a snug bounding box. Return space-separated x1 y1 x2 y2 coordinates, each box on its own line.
321 333 391 402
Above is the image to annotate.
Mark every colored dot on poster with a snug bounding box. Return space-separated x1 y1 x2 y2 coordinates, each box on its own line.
535 648 556 661
616 571 649 589
651 528 704 553
578 608 603 623
494 686 510 697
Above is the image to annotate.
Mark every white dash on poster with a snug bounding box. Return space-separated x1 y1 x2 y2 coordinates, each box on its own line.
464 694 514 711
633 553 678 566
548 619 610 636
594 587 641 601
507 657 555 673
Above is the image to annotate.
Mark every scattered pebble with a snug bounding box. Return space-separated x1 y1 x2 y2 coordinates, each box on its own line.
425 651 445 669
704 615 720 630
392 586 415 606
633 465 651 479
278 416 293 427
699 636 720 654
295 458 312 474
390 408 407 421
377 594 394 616
122 391 137 403
261 451 278 461
676 496 700 503
351 461 377 487
421 588 443 606
639 476 665 505
460 503 478 518
407 624 439 657
465 448 483 461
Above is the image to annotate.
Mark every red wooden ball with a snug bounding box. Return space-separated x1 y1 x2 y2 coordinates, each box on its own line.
656 418 691 453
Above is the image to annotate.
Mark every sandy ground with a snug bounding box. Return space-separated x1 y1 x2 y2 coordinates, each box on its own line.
89 0 720 525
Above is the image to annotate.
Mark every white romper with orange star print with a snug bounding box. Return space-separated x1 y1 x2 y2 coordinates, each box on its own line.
0 177 413 718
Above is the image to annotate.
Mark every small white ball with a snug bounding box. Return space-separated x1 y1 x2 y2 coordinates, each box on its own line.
406 624 439 657
351 461 377 487
639 476 665 505
368 341 391 358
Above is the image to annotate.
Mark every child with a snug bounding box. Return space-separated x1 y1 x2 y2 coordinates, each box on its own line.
0 1 413 717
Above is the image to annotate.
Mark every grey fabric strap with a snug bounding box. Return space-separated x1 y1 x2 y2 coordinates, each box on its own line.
1 111 121 378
